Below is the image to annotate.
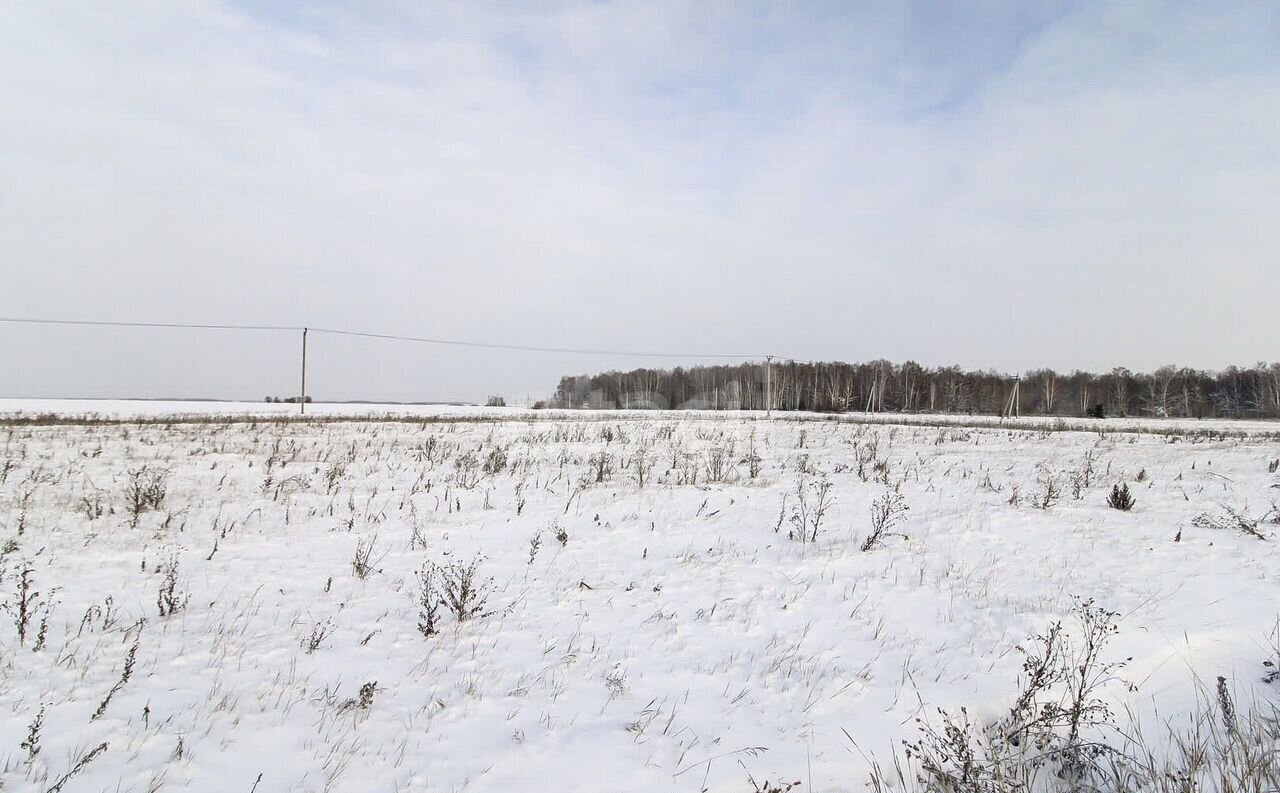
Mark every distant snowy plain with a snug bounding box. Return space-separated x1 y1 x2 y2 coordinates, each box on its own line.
1 400 1276 791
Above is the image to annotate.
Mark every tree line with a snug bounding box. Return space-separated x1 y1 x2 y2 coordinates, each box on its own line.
546 360 1280 419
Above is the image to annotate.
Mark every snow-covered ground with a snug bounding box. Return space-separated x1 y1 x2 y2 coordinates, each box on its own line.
1 404 1277 791
4 397 1279 437
0 398 493 419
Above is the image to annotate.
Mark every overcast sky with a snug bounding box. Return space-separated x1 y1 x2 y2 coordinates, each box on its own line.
2 1 1278 403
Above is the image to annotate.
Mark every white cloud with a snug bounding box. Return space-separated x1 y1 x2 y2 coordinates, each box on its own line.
1 1 1276 400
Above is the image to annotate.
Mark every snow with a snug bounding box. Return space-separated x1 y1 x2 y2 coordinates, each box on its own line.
3 398 1278 437
0 401 1277 791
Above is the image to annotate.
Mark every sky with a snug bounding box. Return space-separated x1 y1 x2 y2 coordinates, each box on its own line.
2 0 1278 403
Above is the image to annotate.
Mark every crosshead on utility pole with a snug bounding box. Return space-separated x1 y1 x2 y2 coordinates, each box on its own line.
765 355 774 418
300 327 308 416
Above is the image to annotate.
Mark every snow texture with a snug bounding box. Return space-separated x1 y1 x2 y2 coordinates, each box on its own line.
0 401 1277 791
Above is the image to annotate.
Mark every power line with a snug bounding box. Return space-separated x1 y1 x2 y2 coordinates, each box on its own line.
0 316 767 359
0 317 300 333
307 326 761 359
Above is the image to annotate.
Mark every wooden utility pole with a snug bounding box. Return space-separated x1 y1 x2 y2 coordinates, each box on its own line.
1002 375 1021 419
765 355 773 418
300 327 308 415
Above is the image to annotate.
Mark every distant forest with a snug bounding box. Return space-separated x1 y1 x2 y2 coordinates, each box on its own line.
548 360 1280 419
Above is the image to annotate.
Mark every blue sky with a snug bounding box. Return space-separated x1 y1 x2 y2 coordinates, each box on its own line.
2 1 1278 401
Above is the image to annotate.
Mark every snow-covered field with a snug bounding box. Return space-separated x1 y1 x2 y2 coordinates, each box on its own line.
1 404 1278 791
4 397 1280 437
